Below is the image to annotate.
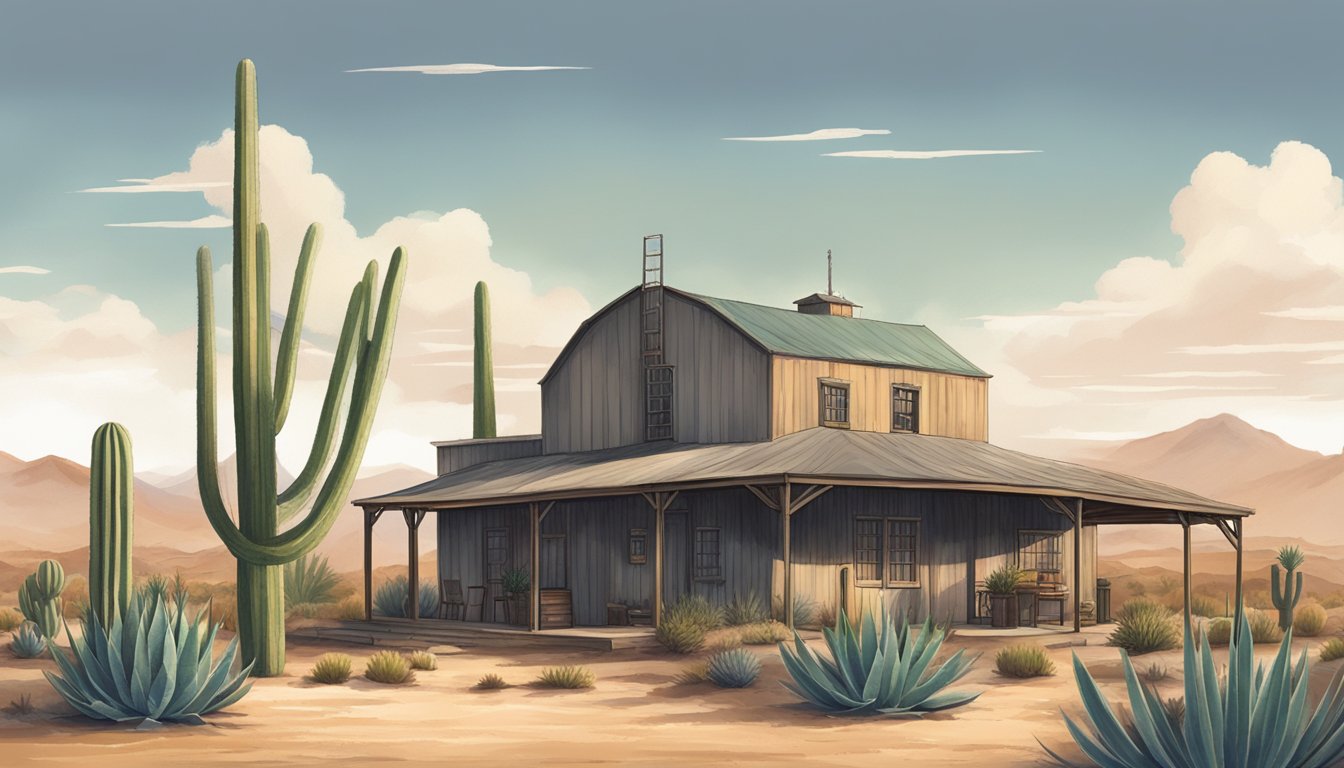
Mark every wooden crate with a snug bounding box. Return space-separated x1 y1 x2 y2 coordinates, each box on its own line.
540 589 573 629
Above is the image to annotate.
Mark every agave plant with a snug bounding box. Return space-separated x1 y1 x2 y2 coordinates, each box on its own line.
778 605 981 716
1045 608 1344 768
9 621 48 659
44 592 252 725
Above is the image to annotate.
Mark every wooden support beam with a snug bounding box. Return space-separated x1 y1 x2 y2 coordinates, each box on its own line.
745 484 780 511
363 507 384 622
403 509 426 621
782 482 794 629
1213 518 1239 549
1073 498 1082 633
529 502 541 631
653 493 666 627
1180 512 1192 626
1234 517 1244 639
791 484 833 513
1042 496 1076 523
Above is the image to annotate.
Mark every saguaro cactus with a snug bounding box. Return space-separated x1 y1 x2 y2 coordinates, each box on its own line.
473 280 497 439
196 59 406 676
89 422 134 628
19 560 65 639
1271 544 1304 631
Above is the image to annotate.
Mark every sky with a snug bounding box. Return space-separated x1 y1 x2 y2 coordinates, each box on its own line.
3 1 1344 472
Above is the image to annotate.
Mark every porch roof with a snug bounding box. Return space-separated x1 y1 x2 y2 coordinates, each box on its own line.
354 428 1252 523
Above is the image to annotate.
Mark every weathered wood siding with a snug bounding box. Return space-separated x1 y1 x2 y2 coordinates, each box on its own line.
770 357 989 440
541 292 771 454
436 436 543 476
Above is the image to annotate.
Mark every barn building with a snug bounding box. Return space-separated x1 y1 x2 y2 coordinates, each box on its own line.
356 238 1250 634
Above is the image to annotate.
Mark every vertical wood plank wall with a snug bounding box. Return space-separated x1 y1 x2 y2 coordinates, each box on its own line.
436 487 1098 627
770 357 989 441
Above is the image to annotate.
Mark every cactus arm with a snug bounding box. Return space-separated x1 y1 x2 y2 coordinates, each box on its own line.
276 279 368 520
1292 570 1302 607
473 280 497 439
1271 564 1283 606
273 223 321 434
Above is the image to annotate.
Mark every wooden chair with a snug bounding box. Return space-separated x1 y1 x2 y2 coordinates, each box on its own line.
464 585 485 622
1036 584 1069 626
437 579 464 620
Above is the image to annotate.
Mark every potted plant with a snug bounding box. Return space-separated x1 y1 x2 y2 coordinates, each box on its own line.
501 567 530 625
985 564 1025 628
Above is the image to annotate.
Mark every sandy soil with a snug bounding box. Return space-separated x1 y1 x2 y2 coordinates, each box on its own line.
2 627 1342 767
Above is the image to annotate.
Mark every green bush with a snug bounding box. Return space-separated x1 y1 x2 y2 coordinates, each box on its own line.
656 613 706 654
1247 608 1284 644
790 594 818 628
501 567 529 595
9 622 47 659
44 593 251 724
739 621 790 645
407 650 437 671
1189 594 1220 618
1294 602 1328 637
779 606 980 716
985 564 1026 595
1045 608 1344 768
285 553 342 609
372 576 437 618
1205 616 1233 646
536 665 594 689
707 647 761 688
723 592 768 626
364 651 414 684
1108 598 1180 655
475 672 507 690
994 644 1054 678
666 594 723 631
0 609 22 633
309 653 352 684
1320 638 1344 663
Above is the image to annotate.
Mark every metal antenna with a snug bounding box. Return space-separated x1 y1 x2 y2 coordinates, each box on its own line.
827 249 833 295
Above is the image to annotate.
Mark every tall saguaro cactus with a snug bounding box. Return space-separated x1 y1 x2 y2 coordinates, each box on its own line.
1271 544 1304 631
473 280 497 439
89 422 134 629
196 59 407 676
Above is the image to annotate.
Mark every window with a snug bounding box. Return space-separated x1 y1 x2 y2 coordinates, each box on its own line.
820 379 851 428
891 385 920 433
645 365 674 441
854 517 920 587
693 527 722 581
628 528 648 565
1018 530 1063 575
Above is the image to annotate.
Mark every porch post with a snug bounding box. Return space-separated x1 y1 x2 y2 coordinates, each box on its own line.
404 509 426 621
1073 498 1082 633
363 507 377 621
1233 517 1244 634
530 502 541 631
654 495 665 628
782 482 794 629
1181 514 1192 624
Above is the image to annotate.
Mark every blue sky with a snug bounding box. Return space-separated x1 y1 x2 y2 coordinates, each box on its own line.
4 1 1344 467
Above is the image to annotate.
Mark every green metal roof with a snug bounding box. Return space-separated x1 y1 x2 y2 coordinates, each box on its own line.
682 290 991 378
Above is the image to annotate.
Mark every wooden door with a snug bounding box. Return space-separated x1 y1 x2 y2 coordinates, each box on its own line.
541 534 568 589
663 511 690 605
484 528 509 617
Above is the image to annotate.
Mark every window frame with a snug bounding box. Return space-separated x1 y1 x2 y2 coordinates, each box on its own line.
692 526 723 582
853 516 921 589
819 378 852 429
891 384 921 434
1016 529 1064 576
628 528 648 565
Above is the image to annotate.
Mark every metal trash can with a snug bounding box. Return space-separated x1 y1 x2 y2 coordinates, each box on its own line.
1096 578 1112 624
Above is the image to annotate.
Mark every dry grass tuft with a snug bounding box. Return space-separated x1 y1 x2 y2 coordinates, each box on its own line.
535 665 595 689
364 651 415 685
309 653 353 684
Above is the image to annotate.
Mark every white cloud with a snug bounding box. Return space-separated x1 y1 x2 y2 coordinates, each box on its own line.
959 140 1344 455
0 266 50 275
107 215 232 229
346 63 589 76
824 149 1041 160
723 128 890 142
79 180 228 193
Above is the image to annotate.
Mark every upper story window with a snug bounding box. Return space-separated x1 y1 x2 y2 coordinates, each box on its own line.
819 379 850 428
891 385 920 433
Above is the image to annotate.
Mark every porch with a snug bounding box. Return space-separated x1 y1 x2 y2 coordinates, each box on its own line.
291 616 659 652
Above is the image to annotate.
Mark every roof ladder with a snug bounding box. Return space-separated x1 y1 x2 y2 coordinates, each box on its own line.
642 235 673 441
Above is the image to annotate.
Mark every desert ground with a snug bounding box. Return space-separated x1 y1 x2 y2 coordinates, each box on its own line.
2 621 1343 767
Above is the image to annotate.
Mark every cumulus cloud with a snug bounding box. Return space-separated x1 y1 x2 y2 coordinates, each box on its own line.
962 140 1344 454
824 149 1040 159
7 124 592 472
723 128 890 142
346 63 589 75
0 266 50 275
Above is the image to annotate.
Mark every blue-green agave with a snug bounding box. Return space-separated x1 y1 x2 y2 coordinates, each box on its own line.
778 606 981 716
707 647 762 688
44 592 252 725
9 621 48 658
1046 608 1344 767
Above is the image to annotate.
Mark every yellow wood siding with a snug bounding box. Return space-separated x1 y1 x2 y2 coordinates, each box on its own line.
770 356 989 441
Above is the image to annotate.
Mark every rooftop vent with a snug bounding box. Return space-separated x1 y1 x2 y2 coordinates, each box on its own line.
794 249 860 317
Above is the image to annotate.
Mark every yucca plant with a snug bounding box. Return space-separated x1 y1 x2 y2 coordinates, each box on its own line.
364 651 413 684
44 593 252 725
778 605 981 716
284 553 342 610
724 592 768 626
1045 608 1344 768
9 622 48 659
535 665 595 689
666 594 724 631
309 653 352 684
407 650 437 671
475 672 508 690
707 647 761 688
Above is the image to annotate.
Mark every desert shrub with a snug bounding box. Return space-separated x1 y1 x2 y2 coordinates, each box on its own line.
140 573 170 605
9 622 47 658
536 665 594 689
334 596 364 620
1205 617 1233 646
285 553 342 610
1320 592 1344 610
3 693 35 716
1142 662 1168 683
723 592 767 626
364 651 414 684
46 593 251 724
789 595 818 628
707 647 761 688
779 606 980 716
1294 602 1328 637
1108 598 1180 655
0 609 21 632
1160 695 1186 728
986 564 1027 595
1246 589 1272 610
209 590 238 633
739 621 790 645
994 644 1055 678
1156 575 1178 595
372 576 437 619
656 612 706 654
407 650 437 671
61 577 88 620
1247 608 1284 644
475 673 508 690
666 594 723 631
705 631 742 654
1189 594 1220 618
309 653 353 684
1125 580 1147 597
673 661 709 685
1320 638 1344 662
816 602 837 630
